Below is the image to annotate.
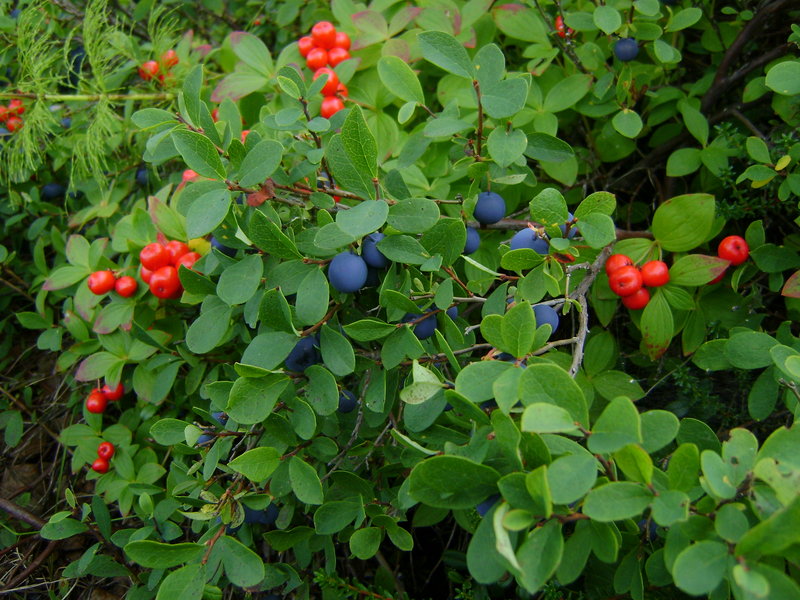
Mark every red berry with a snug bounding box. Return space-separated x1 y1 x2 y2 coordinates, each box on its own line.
621 287 650 310
8 99 24 115
149 265 181 299
298 36 315 57
0 106 7 122
327 47 350 67
182 169 199 183
138 60 160 81
321 96 345 119
140 266 153 284
313 67 340 96
87 270 116 295
555 15 566 37
608 265 643 297
211 108 219 122
164 240 190 264
139 242 171 271
6 115 23 132
336 82 348 97
97 442 115 460
605 254 634 276
311 21 337 49
717 235 749 266
306 48 328 71
334 31 351 50
86 391 108 414
91 458 110 473
114 276 138 297
161 49 179 68
640 260 670 287
175 251 201 271
101 382 124 401
241 129 250 144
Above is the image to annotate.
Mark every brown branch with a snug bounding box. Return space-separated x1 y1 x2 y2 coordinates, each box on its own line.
0 497 46 529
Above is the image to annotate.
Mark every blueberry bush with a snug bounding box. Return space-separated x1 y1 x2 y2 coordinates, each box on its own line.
2 0 800 598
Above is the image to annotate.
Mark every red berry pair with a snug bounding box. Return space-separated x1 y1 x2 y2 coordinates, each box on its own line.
139 240 200 299
87 271 139 297
0 99 25 132
85 382 124 414
138 50 179 84
91 441 115 473
554 15 574 38
710 236 750 284
297 22 350 119
606 255 670 310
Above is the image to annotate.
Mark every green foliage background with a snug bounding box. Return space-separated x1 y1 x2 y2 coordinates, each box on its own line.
1 0 800 599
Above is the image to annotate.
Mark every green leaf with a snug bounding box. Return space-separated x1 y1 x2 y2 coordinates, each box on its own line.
123 541 204 568
519 364 589 427
593 5 622 34
408 455 500 508
40 517 89 540
546 453 598 505
295 268 329 325
289 456 324 505
736 495 800 558
502 301 536 358
640 410 680 453
669 254 729 286
611 109 643 138
226 375 289 424
516 520 564 594
377 56 424 104
588 396 642 454
230 31 273 76
320 324 355 376
666 147 702 177
418 31 475 79
249 210 302 259
155 563 205 600
341 106 377 180
186 189 231 239
376 234 430 265
651 193 715 252
337 200 389 238
725 332 778 369
666 7 702 31
186 298 232 354
325 134 376 200
521 403 580 434
582 482 653 521
217 254 263 306
172 129 226 180
765 60 800 95
228 447 281 482
525 133 574 163
482 78 528 119
219 535 265 587
614 444 653 484
387 199 440 233
677 100 709 146
150 419 189 445
237 140 283 187
420 218 467 267
314 501 362 535
349 527 382 560
668 443 700 492
575 192 616 218
487 128 527 168
543 75 593 113
343 318 397 341
745 136 772 164
577 213 616 248
672 541 729 595
640 290 673 360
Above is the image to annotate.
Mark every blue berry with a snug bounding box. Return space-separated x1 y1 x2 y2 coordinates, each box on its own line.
446 306 458 320
284 336 320 372
614 38 639 62
338 390 358 413
403 310 437 340
243 503 279 525
510 228 549 254
464 227 480 254
211 237 236 257
135 166 148 187
61 117 72 128
211 411 227 426
476 493 501 517
196 433 214 446
474 191 506 225
327 252 368 293
533 304 559 336
41 183 66 199
361 232 390 268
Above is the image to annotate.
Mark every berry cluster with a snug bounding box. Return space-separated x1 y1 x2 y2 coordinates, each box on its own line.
91 441 115 474
85 382 124 415
297 21 350 119
87 270 138 297
138 49 179 85
0 99 25 133
606 255 670 310
139 240 200 299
